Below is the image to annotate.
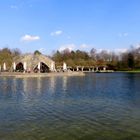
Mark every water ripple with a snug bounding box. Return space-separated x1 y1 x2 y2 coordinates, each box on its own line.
0 73 140 139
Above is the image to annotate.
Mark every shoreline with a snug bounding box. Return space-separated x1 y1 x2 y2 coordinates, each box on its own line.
1 70 139 78
112 70 140 73
0 71 85 78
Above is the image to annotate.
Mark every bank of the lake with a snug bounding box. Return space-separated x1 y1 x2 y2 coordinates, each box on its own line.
0 71 85 78
117 70 140 73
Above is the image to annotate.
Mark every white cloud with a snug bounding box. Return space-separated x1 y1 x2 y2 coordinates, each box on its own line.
80 44 89 49
118 32 129 37
21 34 40 42
96 49 111 53
59 43 93 52
134 43 140 49
51 30 63 36
94 48 128 54
39 48 45 51
39 48 46 53
59 44 76 52
114 48 128 53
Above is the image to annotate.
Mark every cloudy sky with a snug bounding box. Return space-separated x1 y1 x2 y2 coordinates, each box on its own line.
0 0 140 54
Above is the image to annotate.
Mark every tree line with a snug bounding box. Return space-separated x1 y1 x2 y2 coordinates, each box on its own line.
0 48 21 70
52 47 140 71
0 46 140 71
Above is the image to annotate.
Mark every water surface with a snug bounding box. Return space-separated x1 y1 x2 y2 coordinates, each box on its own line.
0 73 140 140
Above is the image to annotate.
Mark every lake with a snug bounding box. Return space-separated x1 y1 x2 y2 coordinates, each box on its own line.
0 73 140 140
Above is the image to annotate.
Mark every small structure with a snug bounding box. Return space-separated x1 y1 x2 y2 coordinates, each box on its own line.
13 53 55 73
3 63 6 71
13 62 16 71
63 62 67 71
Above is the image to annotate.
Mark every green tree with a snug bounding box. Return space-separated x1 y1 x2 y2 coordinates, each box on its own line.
34 50 42 55
127 52 134 69
0 48 13 70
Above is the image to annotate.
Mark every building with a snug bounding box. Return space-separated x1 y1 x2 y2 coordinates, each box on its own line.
13 53 55 73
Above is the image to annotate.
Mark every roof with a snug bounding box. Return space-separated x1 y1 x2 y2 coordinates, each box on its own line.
14 54 55 70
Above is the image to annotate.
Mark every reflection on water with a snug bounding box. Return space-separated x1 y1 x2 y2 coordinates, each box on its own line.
62 76 68 91
49 76 56 94
0 73 140 140
23 78 28 96
36 77 42 94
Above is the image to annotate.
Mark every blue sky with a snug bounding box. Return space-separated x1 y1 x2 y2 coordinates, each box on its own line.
0 0 140 54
